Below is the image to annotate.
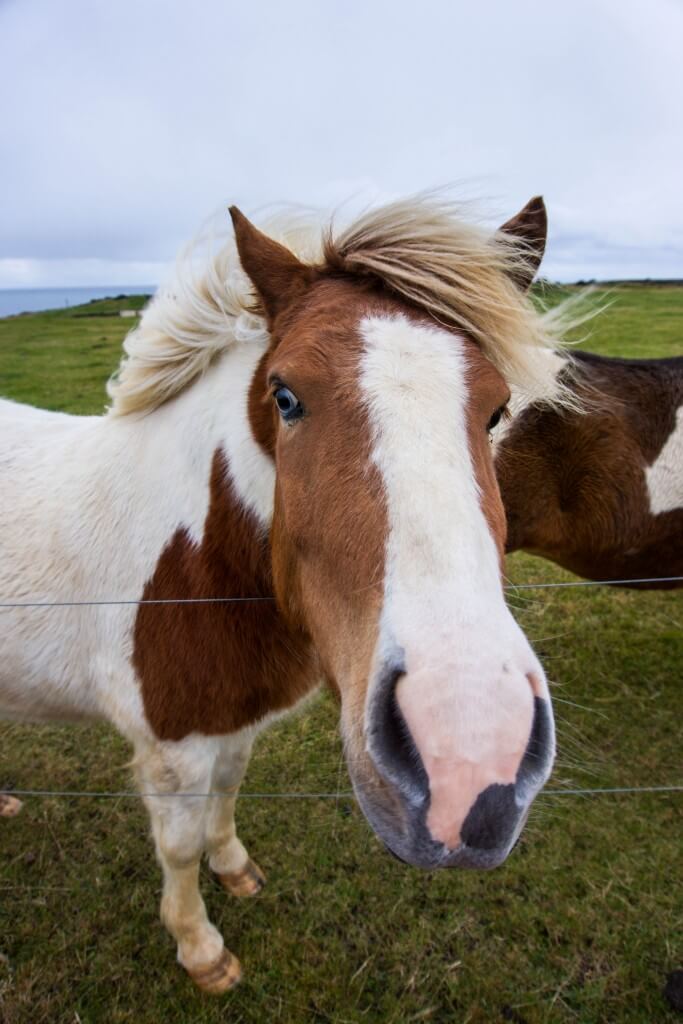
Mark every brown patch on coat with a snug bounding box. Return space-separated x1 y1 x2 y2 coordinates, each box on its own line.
496 351 683 587
134 449 319 742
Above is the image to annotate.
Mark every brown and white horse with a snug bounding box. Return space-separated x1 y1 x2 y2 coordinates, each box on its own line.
491 281 682 586
0 196 575 993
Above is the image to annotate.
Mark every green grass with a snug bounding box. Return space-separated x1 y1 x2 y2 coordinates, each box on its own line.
550 282 683 359
0 294 148 414
0 288 681 1023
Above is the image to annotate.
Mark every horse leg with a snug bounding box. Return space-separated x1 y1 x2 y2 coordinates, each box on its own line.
135 740 241 994
204 734 265 897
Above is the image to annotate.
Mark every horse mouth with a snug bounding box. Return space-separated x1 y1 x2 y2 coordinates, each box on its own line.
346 693 553 872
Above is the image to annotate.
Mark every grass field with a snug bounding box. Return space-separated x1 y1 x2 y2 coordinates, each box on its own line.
0 287 681 1023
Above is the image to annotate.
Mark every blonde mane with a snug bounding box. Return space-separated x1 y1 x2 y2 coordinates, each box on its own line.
107 196 588 417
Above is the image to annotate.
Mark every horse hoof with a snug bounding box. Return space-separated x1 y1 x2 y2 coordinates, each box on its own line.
186 947 241 994
0 795 22 818
216 857 266 897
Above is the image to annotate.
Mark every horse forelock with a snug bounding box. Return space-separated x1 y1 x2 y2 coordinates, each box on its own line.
106 195 593 419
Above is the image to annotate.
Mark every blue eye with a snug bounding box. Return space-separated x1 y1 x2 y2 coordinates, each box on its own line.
274 386 304 423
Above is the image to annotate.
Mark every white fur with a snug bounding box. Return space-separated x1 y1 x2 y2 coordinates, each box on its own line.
359 315 551 849
645 405 683 515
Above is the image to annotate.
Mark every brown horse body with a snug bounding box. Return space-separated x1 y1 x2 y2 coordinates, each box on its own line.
496 350 683 588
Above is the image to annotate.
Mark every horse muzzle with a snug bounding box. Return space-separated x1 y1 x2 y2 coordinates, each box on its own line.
348 661 555 871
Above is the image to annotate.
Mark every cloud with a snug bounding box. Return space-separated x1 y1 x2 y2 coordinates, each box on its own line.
1 0 681 285
0 258 167 289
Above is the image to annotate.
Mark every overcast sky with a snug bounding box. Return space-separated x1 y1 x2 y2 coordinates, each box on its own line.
1 0 682 287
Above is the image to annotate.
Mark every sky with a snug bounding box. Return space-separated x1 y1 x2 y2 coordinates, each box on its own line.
1 0 682 288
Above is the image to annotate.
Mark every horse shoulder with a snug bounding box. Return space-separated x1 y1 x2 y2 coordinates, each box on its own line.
132 447 319 742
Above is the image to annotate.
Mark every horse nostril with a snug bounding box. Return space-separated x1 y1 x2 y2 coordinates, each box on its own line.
460 697 553 853
517 696 554 788
460 782 518 850
367 660 429 804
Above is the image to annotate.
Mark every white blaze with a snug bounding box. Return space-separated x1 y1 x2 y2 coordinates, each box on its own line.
359 314 548 849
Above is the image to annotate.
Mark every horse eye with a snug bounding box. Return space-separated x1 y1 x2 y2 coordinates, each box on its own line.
274 386 304 423
487 405 507 433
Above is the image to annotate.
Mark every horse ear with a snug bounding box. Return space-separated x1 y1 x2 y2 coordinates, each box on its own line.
497 196 547 291
229 206 315 322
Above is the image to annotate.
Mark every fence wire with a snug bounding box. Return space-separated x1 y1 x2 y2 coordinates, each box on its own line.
1 784 682 801
1 573 680 805
1 575 682 607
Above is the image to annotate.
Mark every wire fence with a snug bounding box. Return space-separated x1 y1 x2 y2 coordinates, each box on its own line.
1 575 681 607
1 784 682 801
1 572 680 806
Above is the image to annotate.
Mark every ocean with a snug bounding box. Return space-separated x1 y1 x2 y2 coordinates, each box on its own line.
0 285 155 318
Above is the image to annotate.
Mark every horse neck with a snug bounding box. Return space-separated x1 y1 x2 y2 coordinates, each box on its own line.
111 339 276 593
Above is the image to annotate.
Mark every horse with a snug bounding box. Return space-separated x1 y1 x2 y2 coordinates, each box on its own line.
494 344 683 590
0 194 578 993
